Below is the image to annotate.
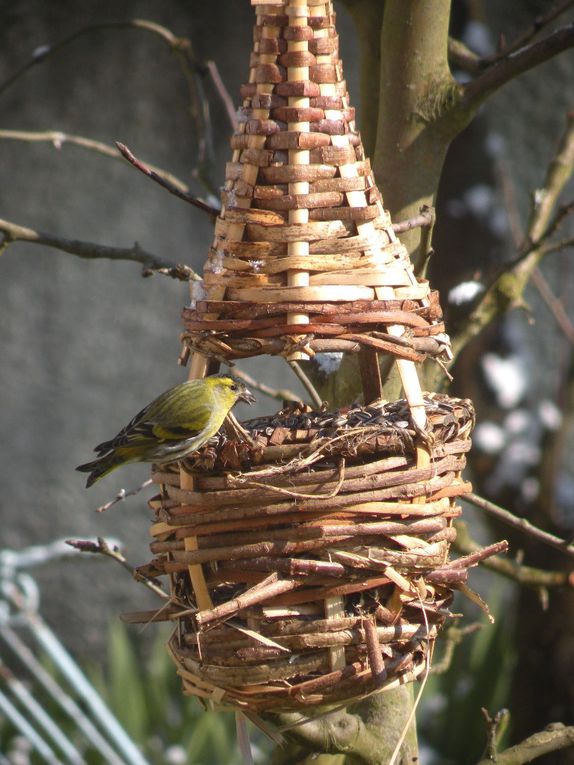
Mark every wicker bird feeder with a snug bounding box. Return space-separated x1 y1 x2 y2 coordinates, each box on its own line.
132 0 478 713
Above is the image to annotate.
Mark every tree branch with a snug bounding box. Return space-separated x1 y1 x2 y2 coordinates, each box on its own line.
475 723 574 765
451 110 574 358
483 0 574 66
464 492 574 559
374 0 456 264
66 537 168 600
115 142 219 217
276 686 418 765
449 0 574 75
0 20 189 97
0 129 191 193
448 37 482 74
462 24 574 110
453 522 573 590
0 217 200 281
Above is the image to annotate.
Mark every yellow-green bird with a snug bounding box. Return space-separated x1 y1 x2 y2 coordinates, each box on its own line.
77 374 255 487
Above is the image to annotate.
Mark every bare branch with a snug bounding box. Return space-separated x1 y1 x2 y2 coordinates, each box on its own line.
231 367 302 404
464 492 574 559
450 2 574 75
95 478 153 513
115 142 219 217
66 537 168 600
0 129 191 193
486 0 574 65
452 111 574 358
392 206 435 235
0 217 200 281
475 723 574 765
454 522 573 590
448 37 482 73
462 25 574 109
481 708 511 760
531 267 574 345
287 361 325 409
0 20 189 97
205 60 239 131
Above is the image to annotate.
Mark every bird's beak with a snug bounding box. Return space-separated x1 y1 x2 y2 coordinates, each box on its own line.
239 387 256 405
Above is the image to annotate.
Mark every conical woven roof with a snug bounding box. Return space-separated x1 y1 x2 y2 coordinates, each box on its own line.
183 0 450 366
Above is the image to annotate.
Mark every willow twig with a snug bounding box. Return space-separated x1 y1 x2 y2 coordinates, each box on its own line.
0 217 200 281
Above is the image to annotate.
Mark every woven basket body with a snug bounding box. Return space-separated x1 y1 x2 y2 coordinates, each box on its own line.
134 0 475 714
141 395 474 711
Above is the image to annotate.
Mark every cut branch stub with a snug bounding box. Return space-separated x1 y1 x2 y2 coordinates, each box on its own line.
184 0 451 375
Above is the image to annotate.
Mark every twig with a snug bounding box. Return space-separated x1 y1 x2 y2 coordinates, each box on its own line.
0 217 200 281
231 367 301 404
454 522 573 589
531 267 574 345
287 361 324 409
475 723 574 765
0 130 191 194
463 25 574 109
95 478 153 513
0 20 190 97
431 624 483 675
452 110 574 358
0 19 223 196
388 592 432 765
485 0 574 66
205 60 239 130
392 206 435 234
464 492 574 558
66 537 168 599
115 142 219 217
448 37 482 73
481 708 511 760
534 199 574 247
451 2 574 75
538 233 574 256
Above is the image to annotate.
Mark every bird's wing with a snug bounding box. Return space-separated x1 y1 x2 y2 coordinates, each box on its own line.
94 397 213 454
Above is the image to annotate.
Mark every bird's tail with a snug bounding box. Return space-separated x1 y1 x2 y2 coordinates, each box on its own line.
76 452 125 488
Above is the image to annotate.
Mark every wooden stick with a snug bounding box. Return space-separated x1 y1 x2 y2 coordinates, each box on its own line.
285 0 312 359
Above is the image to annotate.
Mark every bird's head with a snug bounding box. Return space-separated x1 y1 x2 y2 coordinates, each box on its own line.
211 374 256 406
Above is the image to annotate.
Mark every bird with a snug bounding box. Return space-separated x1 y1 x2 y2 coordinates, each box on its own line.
76 374 255 487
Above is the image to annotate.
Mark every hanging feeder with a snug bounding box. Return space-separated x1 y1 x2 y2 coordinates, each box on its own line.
126 0 482 713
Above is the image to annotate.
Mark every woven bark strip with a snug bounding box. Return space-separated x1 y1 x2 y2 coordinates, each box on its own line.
184 0 451 366
136 394 480 711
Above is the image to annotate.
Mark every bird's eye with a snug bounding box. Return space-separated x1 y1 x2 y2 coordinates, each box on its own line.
230 383 239 392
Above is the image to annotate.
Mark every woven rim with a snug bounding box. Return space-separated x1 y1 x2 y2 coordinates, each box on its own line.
134 394 474 711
